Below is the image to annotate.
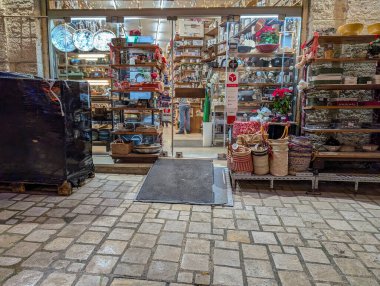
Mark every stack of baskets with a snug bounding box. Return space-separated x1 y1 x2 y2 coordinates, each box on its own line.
288 136 313 175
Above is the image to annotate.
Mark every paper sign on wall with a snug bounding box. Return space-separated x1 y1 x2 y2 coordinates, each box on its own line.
226 72 239 124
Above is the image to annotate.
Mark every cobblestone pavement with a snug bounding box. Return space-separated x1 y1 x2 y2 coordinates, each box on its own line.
0 174 380 286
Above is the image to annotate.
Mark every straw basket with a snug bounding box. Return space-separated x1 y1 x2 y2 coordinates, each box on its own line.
111 139 133 155
288 136 313 175
269 125 289 176
228 145 253 173
253 151 269 175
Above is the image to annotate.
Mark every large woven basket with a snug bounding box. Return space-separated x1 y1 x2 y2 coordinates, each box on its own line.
270 150 289 176
111 139 133 155
253 152 269 175
228 145 253 173
288 152 312 175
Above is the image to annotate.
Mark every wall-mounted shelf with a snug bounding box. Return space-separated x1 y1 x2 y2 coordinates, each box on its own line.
310 58 379 63
305 84 380 91
303 128 380 134
304 105 380 110
110 63 159 69
237 52 295 58
306 35 378 46
112 44 159 50
205 26 218 36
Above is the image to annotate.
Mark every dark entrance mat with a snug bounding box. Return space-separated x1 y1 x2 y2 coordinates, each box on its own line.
135 158 214 204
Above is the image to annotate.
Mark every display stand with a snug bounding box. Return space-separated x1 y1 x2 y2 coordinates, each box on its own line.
109 44 164 163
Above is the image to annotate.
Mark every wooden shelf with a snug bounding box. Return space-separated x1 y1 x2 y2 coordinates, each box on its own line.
111 88 160 93
304 105 380 110
112 44 158 50
175 35 204 40
315 151 380 159
176 45 203 49
205 27 218 36
174 56 202 62
234 20 258 37
175 82 200 85
303 128 380 134
310 58 379 63
85 78 110 81
58 64 109 68
306 35 378 46
237 67 291 72
112 130 162 135
237 52 295 58
306 84 380 91
110 63 159 69
239 83 293 87
111 107 160 111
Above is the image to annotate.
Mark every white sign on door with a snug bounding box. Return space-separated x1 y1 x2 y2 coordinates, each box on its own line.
226 72 239 116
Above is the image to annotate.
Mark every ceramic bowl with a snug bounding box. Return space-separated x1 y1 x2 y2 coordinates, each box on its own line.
362 144 379 152
368 23 380 35
255 44 279 53
337 23 364 36
324 145 341 152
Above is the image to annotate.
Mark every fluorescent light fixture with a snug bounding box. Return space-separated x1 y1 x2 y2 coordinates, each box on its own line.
77 54 107 59
241 15 278 18
124 17 142 20
87 79 110 86
71 17 106 21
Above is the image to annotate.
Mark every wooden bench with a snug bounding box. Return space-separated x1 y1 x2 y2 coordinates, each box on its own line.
313 152 380 170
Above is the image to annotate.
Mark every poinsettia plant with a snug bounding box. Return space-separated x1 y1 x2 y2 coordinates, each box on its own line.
256 26 279 45
368 36 380 57
272 88 292 115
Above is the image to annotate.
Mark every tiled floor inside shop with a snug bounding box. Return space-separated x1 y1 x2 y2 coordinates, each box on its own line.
0 174 380 286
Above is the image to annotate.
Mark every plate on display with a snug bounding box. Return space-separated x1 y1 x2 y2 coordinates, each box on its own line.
93 30 115 51
51 24 76 52
73 29 94 51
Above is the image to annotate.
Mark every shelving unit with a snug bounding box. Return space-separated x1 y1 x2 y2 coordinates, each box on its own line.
302 34 380 168
109 44 164 163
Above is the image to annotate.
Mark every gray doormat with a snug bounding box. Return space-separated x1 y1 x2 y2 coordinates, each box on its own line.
136 158 214 204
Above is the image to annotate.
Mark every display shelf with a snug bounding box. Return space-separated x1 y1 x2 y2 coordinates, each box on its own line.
237 52 295 58
303 128 380 133
304 105 380 110
234 19 259 37
175 35 204 40
239 82 293 87
237 67 291 72
310 58 379 63
111 88 160 93
305 84 380 91
112 44 158 50
174 55 202 62
84 78 110 81
110 107 160 111
306 35 378 46
176 45 203 49
110 63 159 69
112 130 162 135
175 81 200 85
315 151 380 159
205 26 218 36
58 64 109 68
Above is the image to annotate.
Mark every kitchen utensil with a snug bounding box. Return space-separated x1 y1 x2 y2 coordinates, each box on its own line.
133 143 161 154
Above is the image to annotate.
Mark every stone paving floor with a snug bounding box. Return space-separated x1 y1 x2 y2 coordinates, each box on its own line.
0 174 380 286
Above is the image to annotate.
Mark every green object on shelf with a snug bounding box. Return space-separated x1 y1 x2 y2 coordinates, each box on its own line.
203 89 211 122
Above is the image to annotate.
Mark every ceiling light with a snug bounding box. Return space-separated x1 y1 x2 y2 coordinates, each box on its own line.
77 54 107 59
71 17 106 21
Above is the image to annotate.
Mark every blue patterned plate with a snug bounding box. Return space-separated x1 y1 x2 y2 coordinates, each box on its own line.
73 29 94 51
51 24 76 52
93 30 115 51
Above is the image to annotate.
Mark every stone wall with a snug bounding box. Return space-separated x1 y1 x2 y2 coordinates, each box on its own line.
0 0 43 76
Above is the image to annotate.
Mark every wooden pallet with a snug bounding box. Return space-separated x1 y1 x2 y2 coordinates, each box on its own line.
0 181 74 196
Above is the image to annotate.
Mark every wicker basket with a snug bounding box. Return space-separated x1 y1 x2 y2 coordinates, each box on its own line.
111 139 133 155
269 125 289 176
288 153 312 175
253 152 269 175
228 145 253 173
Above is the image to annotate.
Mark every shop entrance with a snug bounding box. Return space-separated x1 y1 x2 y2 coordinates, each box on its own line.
47 7 302 164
